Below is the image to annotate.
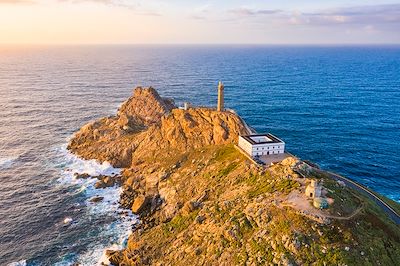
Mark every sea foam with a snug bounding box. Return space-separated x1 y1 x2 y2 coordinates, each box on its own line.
53 146 138 266
0 156 18 169
7 260 27 266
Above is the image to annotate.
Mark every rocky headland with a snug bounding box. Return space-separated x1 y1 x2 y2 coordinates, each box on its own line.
68 87 400 265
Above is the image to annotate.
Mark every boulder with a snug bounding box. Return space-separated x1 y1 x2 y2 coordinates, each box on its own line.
106 250 124 266
74 173 90 179
120 188 137 209
182 201 201 214
196 215 206 224
131 194 149 214
89 196 104 203
93 175 122 189
117 113 130 128
94 180 106 189
103 176 114 187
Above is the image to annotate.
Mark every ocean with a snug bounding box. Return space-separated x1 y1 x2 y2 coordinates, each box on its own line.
0 45 399 265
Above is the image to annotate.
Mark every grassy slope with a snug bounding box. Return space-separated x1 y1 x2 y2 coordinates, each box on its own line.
125 145 400 265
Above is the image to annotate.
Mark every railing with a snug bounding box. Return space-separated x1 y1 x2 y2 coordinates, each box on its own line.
303 161 400 224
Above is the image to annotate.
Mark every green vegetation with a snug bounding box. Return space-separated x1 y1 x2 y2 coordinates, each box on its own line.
214 162 239 180
247 178 300 198
212 144 241 162
249 240 274 264
162 210 200 237
122 144 400 266
322 178 362 216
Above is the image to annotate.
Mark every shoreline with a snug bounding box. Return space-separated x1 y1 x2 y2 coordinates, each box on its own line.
56 146 138 266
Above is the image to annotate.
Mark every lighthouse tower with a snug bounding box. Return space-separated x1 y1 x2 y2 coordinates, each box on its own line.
217 81 224 112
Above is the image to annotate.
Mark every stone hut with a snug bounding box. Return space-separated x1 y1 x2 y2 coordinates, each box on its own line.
305 179 322 198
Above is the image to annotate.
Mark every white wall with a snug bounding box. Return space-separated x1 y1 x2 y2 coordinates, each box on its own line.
238 136 285 157
251 143 284 156
238 136 253 155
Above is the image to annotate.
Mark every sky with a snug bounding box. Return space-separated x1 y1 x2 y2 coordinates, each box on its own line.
0 0 399 44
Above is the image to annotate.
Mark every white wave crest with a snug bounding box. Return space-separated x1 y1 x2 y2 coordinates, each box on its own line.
7 260 26 266
53 145 138 266
60 150 120 179
0 156 18 169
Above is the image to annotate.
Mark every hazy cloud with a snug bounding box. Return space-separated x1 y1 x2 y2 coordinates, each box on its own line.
0 0 35 4
59 0 162 15
225 4 400 28
189 15 206 20
60 0 130 6
229 7 282 17
291 4 400 25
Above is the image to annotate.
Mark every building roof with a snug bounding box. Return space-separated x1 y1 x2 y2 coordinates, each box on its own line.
241 133 284 145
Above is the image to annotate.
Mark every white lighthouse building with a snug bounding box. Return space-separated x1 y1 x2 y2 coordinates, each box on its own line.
238 133 285 157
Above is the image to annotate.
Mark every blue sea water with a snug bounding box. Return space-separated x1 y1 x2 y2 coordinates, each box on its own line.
0 45 399 265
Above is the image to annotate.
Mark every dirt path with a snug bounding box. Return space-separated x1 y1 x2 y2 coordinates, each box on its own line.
306 164 400 225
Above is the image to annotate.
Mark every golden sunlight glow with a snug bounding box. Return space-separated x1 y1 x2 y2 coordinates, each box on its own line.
0 2 175 44
0 1 399 44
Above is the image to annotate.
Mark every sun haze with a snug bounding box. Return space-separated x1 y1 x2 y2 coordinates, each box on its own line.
0 0 400 44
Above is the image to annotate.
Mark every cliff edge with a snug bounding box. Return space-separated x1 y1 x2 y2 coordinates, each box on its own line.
68 87 248 168
68 87 400 266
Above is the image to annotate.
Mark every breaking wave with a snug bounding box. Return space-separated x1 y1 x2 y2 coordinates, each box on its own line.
51 146 138 266
0 156 18 169
7 260 27 266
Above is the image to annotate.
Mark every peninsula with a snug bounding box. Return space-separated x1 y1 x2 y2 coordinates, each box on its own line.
68 86 400 265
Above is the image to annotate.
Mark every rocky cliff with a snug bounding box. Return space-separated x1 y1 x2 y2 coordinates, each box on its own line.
68 87 248 167
68 87 400 266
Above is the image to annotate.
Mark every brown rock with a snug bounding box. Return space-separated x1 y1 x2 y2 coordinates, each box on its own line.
74 173 90 179
94 180 106 189
119 187 137 209
131 194 148 214
182 201 202 214
89 196 104 203
196 215 206 224
118 86 176 126
103 176 113 186
67 87 247 169
106 250 124 266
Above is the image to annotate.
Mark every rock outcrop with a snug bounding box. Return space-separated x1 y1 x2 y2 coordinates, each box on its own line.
68 86 248 168
117 86 175 127
130 107 248 162
131 195 149 214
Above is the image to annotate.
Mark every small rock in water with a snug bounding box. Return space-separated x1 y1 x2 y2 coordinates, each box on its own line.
74 173 91 179
89 196 104 203
94 180 106 189
94 175 118 189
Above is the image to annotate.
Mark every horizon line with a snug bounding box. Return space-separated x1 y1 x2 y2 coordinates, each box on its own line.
1 43 400 47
